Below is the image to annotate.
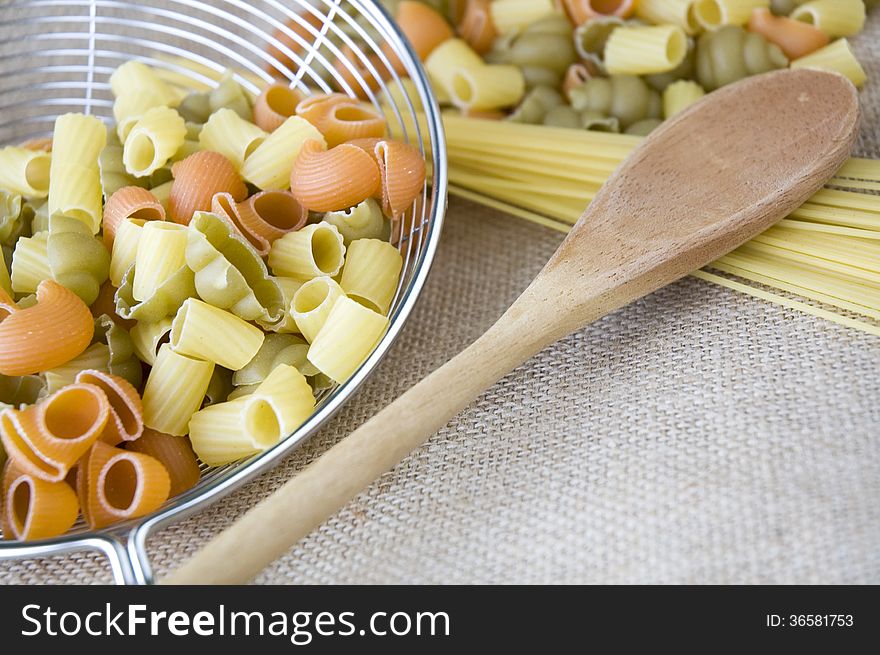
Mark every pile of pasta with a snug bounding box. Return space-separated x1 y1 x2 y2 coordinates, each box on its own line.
345 0 878 333
371 0 872 127
0 62 425 541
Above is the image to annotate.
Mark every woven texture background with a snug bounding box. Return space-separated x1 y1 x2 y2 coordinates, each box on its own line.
2 8 879 585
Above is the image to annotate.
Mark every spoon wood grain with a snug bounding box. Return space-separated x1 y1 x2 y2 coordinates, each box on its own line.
166 69 858 584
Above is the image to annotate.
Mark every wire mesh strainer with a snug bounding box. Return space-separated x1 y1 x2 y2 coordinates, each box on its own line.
0 0 446 584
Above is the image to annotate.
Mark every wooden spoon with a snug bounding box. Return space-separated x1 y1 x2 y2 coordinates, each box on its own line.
166 69 858 584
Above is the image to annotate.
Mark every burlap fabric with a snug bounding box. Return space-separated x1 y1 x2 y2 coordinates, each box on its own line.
1 8 878 585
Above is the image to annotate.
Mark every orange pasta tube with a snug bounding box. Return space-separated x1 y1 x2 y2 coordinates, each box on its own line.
18 136 53 152
562 0 636 24
213 190 308 256
77 441 170 529
747 8 829 60
389 1 454 68
333 45 387 100
126 428 200 498
2 461 79 541
169 151 247 225
75 370 144 445
458 0 498 55
0 383 109 482
0 280 94 376
254 83 303 133
265 11 324 77
349 138 427 219
296 93 386 148
102 186 165 249
563 63 592 100
289 139 381 213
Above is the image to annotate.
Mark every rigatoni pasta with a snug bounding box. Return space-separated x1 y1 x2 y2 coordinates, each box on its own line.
291 276 347 343
241 116 326 190
132 221 188 302
307 297 390 383
0 147 51 199
339 239 403 316
268 222 346 280
170 298 265 370
662 79 706 117
790 0 866 38
198 108 268 170
123 106 187 178
141 344 214 436
604 25 689 75
691 0 770 30
790 38 867 87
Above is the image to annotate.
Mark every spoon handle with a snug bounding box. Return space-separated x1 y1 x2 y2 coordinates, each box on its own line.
164 300 555 584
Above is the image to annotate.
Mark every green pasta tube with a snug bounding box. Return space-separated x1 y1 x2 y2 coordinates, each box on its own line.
543 106 583 129
580 111 621 133
116 262 196 323
100 132 148 198
625 119 664 136
93 314 143 389
0 373 45 410
486 13 577 89
209 73 254 121
507 86 565 124
186 211 285 328
204 366 234 407
46 215 110 306
177 91 212 124
0 191 30 249
232 334 317 389
568 75 662 129
695 25 788 91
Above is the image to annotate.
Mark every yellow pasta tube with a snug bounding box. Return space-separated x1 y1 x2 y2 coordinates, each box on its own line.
132 221 187 302
790 38 867 87
636 0 702 34
240 116 325 191
130 318 173 367
189 363 314 466
0 147 51 198
170 298 265 370
49 113 106 233
691 0 769 30
605 25 689 75
187 397 257 464
199 108 268 170
268 222 346 280
123 106 187 177
662 79 706 117
449 64 526 111
425 39 485 100
47 164 104 234
790 0 865 38
110 61 179 106
339 239 403 316
51 113 107 166
324 198 387 244
489 0 557 34
10 232 50 294
307 297 389 383
291 276 346 343
142 343 214 436
109 218 144 287
247 363 314 438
